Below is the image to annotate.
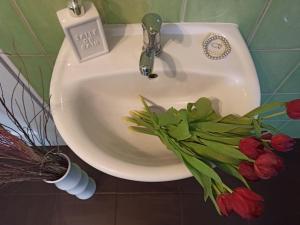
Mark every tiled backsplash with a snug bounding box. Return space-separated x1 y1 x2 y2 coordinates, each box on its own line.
0 0 299 136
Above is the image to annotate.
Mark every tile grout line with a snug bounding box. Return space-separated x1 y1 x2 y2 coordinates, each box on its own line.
263 92 300 95
179 0 188 22
251 48 300 52
246 0 273 45
9 0 47 55
263 120 292 122
1 53 56 57
179 192 184 225
9 0 54 69
0 192 204 197
262 92 300 98
114 192 118 225
265 61 300 103
277 120 290 131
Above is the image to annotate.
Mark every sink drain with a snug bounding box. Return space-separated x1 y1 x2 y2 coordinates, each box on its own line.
202 33 231 60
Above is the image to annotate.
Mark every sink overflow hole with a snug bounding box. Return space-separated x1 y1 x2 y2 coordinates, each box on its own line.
148 74 158 79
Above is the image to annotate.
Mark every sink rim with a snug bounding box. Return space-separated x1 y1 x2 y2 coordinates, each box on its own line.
50 23 261 182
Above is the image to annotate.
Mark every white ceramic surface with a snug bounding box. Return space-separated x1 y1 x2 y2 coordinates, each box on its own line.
45 154 96 200
50 23 260 182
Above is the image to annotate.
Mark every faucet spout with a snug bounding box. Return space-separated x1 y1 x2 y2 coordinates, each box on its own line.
139 13 162 77
139 50 155 76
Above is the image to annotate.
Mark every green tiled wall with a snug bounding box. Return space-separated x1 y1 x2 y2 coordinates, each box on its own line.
0 0 299 136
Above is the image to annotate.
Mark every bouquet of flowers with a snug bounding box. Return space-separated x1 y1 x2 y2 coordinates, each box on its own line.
126 96 300 219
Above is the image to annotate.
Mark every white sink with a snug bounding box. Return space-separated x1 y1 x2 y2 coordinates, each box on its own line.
50 23 260 182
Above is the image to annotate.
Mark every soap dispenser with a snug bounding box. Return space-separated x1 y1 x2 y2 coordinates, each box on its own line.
57 0 109 62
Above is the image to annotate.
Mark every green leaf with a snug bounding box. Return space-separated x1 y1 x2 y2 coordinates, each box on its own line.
182 152 222 183
157 133 184 160
216 163 250 188
244 102 285 117
157 107 180 126
219 114 253 125
193 131 242 145
193 122 252 134
253 119 262 137
187 164 212 201
129 126 155 135
228 127 253 136
187 102 194 112
195 98 213 111
187 98 214 122
167 119 191 141
140 96 159 124
183 159 220 214
201 139 251 162
126 114 153 129
206 112 221 121
183 142 240 164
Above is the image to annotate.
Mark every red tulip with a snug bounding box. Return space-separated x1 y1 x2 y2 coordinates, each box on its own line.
261 132 272 140
239 162 259 181
286 99 300 119
217 193 232 216
231 187 264 219
239 137 265 159
271 134 295 152
254 152 284 179
217 188 264 219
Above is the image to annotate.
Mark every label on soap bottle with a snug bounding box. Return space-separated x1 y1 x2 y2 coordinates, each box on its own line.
68 19 108 61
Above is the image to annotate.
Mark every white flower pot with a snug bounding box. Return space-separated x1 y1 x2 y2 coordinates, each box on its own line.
45 153 96 200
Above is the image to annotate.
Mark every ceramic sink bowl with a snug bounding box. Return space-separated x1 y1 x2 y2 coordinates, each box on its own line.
50 23 260 181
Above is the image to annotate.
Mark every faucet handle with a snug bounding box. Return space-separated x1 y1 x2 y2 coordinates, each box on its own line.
142 13 162 34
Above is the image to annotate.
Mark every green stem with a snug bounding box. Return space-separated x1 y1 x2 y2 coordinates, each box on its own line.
248 158 255 163
212 183 221 195
244 101 285 117
222 184 233 193
262 110 286 119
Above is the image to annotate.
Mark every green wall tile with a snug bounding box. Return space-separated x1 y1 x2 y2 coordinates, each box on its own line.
280 121 300 138
261 94 272 104
251 51 300 93
254 119 299 138
14 0 182 54
184 0 267 38
267 93 300 103
9 55 55 100
263 120 287 131
101 0 182 23
15 0 66 55
0 1 41 54
278 64 300 93
2 0 299 103
250 0 300 49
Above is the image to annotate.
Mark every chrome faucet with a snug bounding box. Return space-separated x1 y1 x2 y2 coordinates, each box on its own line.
139 13 162 77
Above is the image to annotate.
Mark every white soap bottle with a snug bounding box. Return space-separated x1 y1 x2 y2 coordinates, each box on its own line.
57 0 109 62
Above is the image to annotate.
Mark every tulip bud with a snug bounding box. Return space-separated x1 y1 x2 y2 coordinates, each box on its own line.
217 193 232 216
271 134 295 152
239 162 259 181
239 137 265 159
286 99 300 119
261 132 272 140
231 187 264 219
254 152 284 179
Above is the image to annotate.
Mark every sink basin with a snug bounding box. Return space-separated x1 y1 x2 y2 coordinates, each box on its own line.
50 23 260 182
